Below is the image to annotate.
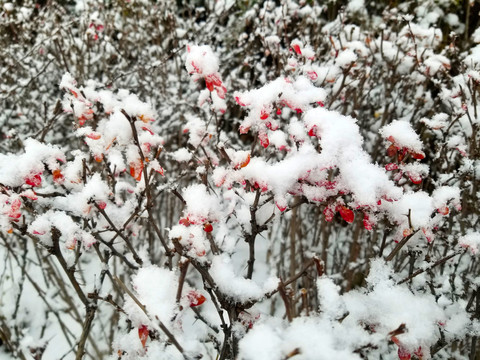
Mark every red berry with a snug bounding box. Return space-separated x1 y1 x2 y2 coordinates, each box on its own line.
438 206 449 215
86 133 101 140
397 346 411 360
25 173 42 187
398 148 408 162
292 44 302 55
338 206 354 223
142 126 154 135
307 71 318 81
235 96 247 107
205 79 214 91
414 347 423 358
276 202 287 212
203 223 213 232
403 228 413 237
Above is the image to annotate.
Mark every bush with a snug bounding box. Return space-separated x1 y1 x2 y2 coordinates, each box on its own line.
0 0 479 359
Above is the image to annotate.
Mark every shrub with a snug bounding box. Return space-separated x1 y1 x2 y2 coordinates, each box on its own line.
0 1 479 359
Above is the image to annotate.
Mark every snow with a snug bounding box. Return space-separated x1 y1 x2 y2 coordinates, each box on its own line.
238 323 283 360
336 49 357 68
241 144 318 198
421 113 448 130
265 35 280 46
317 277 347 319
384 191 434 229
0 138 64 188
125 266 178 327
473 27 480 43
380 120 424 154
424 54 450 75
182 184 221 223
304 108 402 206
53 173 110 217
432 186 461 209
339 260 457 353
346 0 364 13
459 233 480 255
210 254 279 303
171 148 192 162
238 317 363 360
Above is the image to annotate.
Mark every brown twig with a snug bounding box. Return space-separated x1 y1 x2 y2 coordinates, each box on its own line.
385 230 419 262
397 250 464 284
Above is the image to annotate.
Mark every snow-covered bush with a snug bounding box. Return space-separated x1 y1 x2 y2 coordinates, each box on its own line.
1 1 480 359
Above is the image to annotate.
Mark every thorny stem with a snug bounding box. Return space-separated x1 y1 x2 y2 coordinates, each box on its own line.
398 250 464 285
385 230 419 262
